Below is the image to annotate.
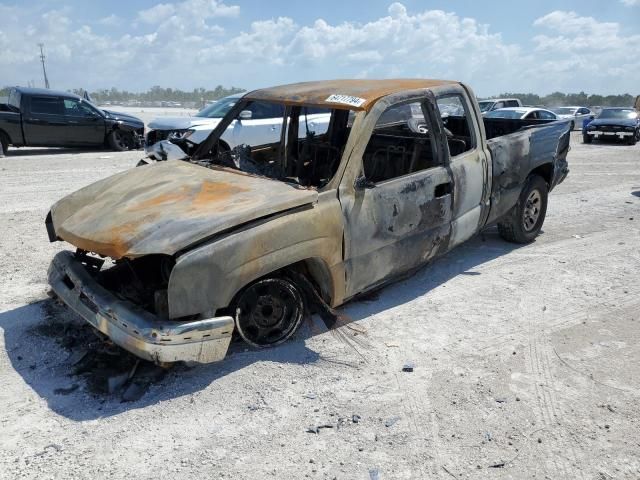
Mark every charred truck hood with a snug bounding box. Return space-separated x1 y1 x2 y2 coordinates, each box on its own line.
47 160 318 259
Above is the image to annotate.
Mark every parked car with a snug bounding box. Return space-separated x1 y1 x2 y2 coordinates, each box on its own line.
0 87 144 153
46 79 570 364
146 92 331 156
477 98 523 114
485 107 559 121
550 106 593 130
583 107 640 145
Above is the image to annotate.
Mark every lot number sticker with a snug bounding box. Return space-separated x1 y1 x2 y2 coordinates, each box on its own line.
325 94 366 108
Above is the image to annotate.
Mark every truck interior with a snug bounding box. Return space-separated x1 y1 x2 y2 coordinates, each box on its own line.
209 101 352 189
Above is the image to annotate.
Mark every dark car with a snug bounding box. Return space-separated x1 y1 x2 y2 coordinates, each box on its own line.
583 107 640 145
0 87 144 154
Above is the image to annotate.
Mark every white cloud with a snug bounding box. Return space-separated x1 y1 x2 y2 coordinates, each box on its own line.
137 3 175 24
530 11 640 92
621 0 640 6
1 3 637 96
98 14 121 26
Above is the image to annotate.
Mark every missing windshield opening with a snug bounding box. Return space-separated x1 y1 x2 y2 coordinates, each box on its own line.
198 101 354 188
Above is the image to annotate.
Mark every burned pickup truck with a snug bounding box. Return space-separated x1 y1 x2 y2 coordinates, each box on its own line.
46 79 570 364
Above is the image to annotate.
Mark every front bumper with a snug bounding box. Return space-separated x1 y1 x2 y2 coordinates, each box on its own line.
48 251 234 364
587 130 633 139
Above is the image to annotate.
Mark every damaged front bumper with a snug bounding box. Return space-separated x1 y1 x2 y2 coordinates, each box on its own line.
48 251 234 364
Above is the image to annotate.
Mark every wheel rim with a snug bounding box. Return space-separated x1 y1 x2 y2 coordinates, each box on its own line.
113 131 126 149
522 189 542 232
235 278 304 348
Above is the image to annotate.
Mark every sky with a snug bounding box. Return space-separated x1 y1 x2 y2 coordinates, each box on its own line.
1 0 639 97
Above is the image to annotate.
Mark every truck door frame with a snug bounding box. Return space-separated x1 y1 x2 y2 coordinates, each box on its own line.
337 89 454 299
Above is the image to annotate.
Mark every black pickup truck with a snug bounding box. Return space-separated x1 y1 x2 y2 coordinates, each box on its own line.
0 87 144 154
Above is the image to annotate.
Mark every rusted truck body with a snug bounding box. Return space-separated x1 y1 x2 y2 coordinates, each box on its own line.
46 79 570 363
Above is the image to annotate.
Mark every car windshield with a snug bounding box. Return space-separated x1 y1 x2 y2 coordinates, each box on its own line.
597 109 637 120
478 101 494 113
197 100 354 189
485 109 525 119
195 96 240 118
552 107 577 115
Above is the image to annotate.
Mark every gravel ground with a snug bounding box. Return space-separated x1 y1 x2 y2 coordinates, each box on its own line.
0 132 639 479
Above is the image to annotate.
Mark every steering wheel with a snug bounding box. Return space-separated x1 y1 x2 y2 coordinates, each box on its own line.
407 118 429 134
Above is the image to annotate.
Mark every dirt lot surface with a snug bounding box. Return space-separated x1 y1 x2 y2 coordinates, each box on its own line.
1 133 639 479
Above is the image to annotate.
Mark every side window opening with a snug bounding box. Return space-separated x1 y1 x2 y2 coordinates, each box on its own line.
362 101 439 184
284 106 351 188
30 96 64 115
63 99 97 117
436 95 475 157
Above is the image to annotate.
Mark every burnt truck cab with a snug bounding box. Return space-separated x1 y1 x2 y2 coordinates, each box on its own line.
46 79 570 364
0 87 144 153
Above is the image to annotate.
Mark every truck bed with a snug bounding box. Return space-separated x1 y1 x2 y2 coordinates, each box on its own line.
484 119 570 225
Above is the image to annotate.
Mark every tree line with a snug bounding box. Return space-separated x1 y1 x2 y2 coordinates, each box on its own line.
0 85 245 103
1 85 636 107
487 91 636 107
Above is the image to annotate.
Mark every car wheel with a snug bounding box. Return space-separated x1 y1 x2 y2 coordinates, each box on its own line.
0 133 8 156
570 121 575 131
628 136 637 146
107 130 130 151
583 134 592 144
232 276 306 348
498 175 548 244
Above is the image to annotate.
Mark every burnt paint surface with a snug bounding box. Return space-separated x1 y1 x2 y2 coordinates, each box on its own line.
50 160 318 259
246 79 458 112
168 191 344 318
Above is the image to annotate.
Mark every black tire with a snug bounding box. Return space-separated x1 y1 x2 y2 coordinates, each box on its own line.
628 134 637 146
583 134 592 144
0 132 8 156
498 175 548 244
232 275 306 348
107 129 130 151
570 121 575 131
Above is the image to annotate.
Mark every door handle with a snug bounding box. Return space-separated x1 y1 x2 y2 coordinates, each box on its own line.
434 182 452 198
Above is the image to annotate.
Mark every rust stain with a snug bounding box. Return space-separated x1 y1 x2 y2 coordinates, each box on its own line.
128 185 191 211
192 181 248 209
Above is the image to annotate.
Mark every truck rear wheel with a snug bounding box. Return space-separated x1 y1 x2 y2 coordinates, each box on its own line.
232 276 306 348
498 175 548 244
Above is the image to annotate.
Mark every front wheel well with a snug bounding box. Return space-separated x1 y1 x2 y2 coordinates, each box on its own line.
218 258 335 318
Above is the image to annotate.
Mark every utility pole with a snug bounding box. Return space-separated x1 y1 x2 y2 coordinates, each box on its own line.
38 43 50 89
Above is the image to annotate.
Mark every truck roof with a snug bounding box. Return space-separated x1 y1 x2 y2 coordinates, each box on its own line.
245 79 458 112
12 86 81 99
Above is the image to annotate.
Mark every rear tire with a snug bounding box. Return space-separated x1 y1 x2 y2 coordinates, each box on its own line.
628 134 637 146
498 175 548 244
583 134 592 144
107 130 130 151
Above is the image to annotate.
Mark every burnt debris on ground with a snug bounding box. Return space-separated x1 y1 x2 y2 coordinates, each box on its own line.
33 298 168 402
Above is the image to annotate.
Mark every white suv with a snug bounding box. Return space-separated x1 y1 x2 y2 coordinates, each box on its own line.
146 93 330 156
